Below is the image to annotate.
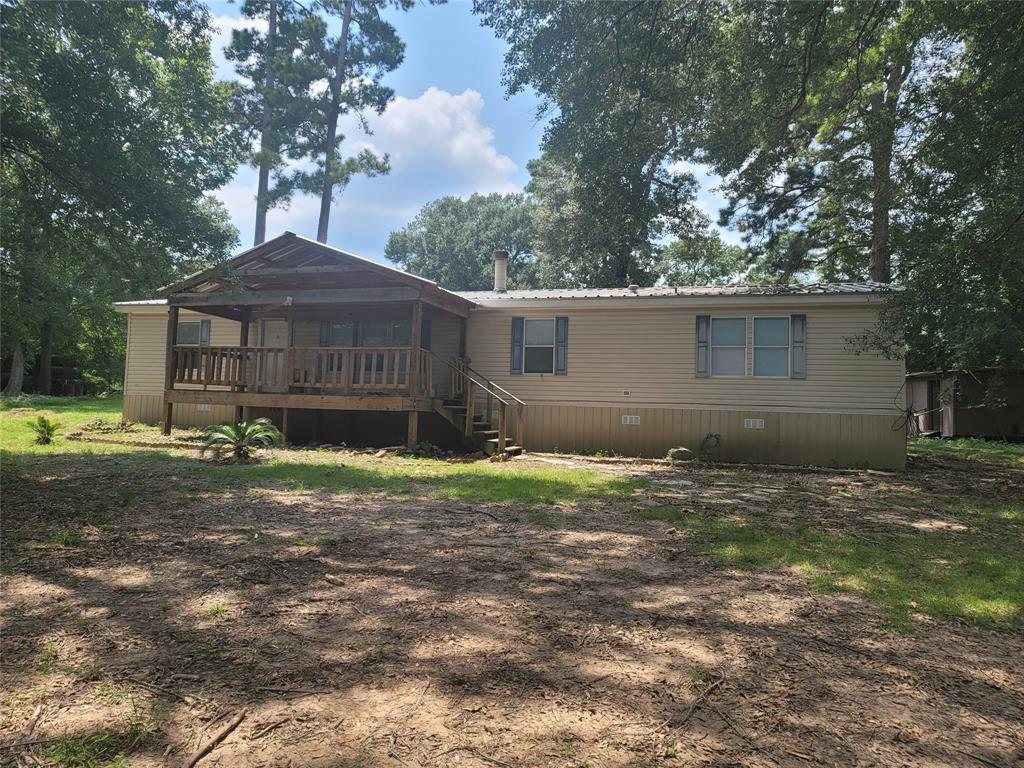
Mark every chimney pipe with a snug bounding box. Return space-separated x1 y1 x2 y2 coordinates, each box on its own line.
493 250 508 292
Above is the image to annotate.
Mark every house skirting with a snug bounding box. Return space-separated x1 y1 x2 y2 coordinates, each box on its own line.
124 393 236 428
517 403 906 470
124 394 906 469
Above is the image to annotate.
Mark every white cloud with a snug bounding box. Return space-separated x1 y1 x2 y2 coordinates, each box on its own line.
212 86 523 254
351 87 519 193
209 14 267 82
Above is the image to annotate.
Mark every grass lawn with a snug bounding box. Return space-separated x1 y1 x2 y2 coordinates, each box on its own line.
2 396 1022 767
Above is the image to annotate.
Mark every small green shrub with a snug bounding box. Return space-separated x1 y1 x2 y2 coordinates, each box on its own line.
30 415 60 444
200 418 283 462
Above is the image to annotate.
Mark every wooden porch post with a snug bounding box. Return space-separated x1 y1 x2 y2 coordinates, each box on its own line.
282 407 290 444
406 410 419 448
162 305 179 435
286 304 296 390
458 316 466 359
236 306 250 423
409 299 423 396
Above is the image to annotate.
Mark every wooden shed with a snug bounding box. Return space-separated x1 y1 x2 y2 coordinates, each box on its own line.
906 369 1024 439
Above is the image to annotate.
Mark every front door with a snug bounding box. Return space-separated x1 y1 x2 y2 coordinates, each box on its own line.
259 319 289 392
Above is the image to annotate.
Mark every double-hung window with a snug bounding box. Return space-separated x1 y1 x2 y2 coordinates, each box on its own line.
709 317 746 376
523 319 555 374
753 317 790 377
176 319 210 346
511 316 568 375
697 314 806 379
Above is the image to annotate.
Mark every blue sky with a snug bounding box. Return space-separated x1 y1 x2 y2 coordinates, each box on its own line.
207 0 731 263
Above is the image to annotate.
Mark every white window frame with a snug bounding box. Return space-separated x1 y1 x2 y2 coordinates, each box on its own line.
752 315 791 378
523 318 556 374
709 316 747 377
176 320 207 347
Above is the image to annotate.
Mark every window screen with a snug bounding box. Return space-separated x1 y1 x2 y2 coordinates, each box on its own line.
360 321 388 346
753 317 790 377
710 317 745 376
177 320 209 346
328 322 354 346
523 319 555 373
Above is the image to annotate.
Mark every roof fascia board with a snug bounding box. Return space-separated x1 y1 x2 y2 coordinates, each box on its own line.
465 293 884 310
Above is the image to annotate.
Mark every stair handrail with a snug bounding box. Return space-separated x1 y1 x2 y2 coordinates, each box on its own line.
458 360 526 406
429 351 509 406
429 351 527 450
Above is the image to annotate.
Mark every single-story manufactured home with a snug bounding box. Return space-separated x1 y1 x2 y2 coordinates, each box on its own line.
114 232 907 468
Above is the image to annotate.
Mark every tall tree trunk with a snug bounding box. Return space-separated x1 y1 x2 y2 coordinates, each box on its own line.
4 335 25 396
253 0 278 246
867 59 908 284
316 0 355 243
35 318 53 394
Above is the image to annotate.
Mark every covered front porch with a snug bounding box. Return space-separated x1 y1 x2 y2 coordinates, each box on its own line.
160 233 473 446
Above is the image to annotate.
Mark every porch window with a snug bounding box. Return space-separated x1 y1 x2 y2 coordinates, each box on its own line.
319 321 354 347
710 317 746 376
360 320 411 346
176 319 210 346
523 319 555 374
753 317 790 377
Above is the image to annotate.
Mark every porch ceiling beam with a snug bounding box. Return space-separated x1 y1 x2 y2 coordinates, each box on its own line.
183 306 244 322
168 287 421 307
421 292 472 318
232 264 369 278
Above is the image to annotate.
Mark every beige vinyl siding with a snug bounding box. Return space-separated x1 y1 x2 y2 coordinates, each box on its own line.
465 303 904 414
123 310 240 395
428 311 461 397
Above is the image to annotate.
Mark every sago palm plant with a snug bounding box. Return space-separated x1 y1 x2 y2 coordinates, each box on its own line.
200 418 283 462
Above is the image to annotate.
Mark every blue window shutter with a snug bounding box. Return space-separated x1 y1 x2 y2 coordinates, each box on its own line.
510 317 524 374
319 321 330 346
555 316 569 375
791 314 807 379
695 315 710 377
199 319 211 346
421 317 432 350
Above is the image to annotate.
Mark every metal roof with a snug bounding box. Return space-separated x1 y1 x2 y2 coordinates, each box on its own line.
456 282 898 302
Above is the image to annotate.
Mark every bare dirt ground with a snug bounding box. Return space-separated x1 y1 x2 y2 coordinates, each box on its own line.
2 450 1022 767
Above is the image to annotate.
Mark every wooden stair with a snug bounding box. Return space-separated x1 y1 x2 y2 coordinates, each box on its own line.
435 393 524 458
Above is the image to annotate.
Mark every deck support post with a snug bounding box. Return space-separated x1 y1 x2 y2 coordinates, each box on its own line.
281 407 290 444
162 305 179 435
406 410 418 447
409 299 423 396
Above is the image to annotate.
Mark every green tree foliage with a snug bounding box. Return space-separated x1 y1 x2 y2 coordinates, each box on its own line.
226 0 327 245
475 0 1024 373
385 193 539 291
526 154 703 289
656 232 746 287
300 0 421 242
1 0 245 393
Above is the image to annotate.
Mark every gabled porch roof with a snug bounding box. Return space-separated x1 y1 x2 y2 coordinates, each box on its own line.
160 232 475 318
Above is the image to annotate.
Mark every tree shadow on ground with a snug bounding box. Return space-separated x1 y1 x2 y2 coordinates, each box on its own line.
2 449 1022 767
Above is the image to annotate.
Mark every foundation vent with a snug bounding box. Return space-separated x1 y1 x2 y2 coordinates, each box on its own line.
743 418 765 429
622 415 640 426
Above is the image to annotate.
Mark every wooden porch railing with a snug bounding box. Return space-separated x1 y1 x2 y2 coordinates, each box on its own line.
170 345 432 396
